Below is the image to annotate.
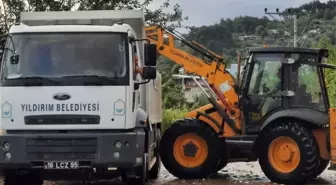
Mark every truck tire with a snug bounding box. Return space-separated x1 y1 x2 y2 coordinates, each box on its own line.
125 153 148 185
148 128 161 179
312 158 330 178
258 121 319 184
3 176 20 185
159 118 221 179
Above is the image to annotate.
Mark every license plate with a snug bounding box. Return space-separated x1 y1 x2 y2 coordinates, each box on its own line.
44 161 79 169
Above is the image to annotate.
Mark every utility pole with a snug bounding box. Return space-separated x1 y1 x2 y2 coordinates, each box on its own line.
264 8 298 47
294 14 297 47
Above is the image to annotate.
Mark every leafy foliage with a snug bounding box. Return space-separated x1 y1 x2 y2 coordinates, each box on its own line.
314 36 336 107
0 0 188 33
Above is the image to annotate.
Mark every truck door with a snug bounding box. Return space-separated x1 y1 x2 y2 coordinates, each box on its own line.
131 41 141 112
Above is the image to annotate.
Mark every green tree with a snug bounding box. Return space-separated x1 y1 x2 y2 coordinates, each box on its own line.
324 8 332 20
0 0 187 32
314 36 336 107
255 25 265 36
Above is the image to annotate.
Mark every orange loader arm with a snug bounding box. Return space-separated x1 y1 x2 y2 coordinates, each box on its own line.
145 25 242 136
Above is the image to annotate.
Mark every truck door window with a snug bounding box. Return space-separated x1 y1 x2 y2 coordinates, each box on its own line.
132 43 137 81
131 41 140 112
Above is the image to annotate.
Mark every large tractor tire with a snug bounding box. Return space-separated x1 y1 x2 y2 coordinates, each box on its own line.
159 118 221 179
312 158 330 178
214 157 228 173
258 121 319 184
214 138 228 173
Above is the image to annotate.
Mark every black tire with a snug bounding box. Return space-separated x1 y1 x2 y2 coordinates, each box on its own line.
312 158 330 178
159 118 221 179
258 121 319 184
3 176 20 185
148 128 162 179
125 154 148 185
214 138 228 172
215 157 228 172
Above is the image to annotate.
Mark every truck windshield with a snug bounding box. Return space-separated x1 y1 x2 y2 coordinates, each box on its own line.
1 33 128 80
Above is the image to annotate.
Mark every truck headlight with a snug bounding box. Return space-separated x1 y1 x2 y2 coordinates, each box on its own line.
113 152 120 159
0 130 7 135
4 152 11 160
115 141 122 149
3 142 10 151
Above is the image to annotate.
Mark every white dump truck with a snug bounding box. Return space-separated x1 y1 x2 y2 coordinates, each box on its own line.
0 10 162 185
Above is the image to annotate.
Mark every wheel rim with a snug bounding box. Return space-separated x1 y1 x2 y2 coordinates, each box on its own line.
173 133 208 168
268 136 301 174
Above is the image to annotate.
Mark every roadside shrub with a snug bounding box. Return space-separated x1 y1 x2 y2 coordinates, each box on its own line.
162 107 190 132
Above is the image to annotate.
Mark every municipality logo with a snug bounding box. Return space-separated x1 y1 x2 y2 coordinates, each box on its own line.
2 101 12 118
114 99 125 115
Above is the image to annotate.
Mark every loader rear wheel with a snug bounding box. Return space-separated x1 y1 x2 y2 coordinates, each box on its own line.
160 119 221 179
258 121 319 184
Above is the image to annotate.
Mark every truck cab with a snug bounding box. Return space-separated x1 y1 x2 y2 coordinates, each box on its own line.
0 10 162 185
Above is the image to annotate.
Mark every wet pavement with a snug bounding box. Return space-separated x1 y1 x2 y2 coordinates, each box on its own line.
3 162 336 185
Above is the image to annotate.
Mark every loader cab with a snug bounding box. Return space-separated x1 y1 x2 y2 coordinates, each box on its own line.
240 47 329 134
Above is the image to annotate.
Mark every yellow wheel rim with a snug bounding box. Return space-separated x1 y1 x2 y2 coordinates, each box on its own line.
173 133 208 168
268 136 301 173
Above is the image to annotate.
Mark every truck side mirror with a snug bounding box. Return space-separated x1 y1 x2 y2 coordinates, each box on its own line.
144 43 157 66
142 66 156 80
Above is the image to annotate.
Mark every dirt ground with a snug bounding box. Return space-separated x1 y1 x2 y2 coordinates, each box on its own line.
2 162 336 185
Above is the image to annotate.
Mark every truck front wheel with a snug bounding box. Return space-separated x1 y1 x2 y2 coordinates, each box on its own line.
148 128 161 179
160 118 221 179
123 154 148 185
258 121 319 184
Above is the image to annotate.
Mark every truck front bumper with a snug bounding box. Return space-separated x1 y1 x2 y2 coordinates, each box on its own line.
0 131 146 170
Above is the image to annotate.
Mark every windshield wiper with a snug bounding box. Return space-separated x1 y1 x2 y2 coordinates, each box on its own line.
61 75 119 85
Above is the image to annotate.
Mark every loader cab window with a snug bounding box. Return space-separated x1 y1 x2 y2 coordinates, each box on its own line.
248 54 283 97
290 53 326 112
245 53 284 123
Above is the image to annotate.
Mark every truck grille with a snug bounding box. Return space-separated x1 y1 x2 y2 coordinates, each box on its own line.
24 115 100 125
26 138 97 161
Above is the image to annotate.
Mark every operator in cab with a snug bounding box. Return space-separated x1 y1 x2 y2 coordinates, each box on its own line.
133 53 143 77
259 67 282 116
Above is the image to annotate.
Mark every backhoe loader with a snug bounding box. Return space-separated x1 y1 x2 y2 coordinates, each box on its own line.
145 25 336 184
